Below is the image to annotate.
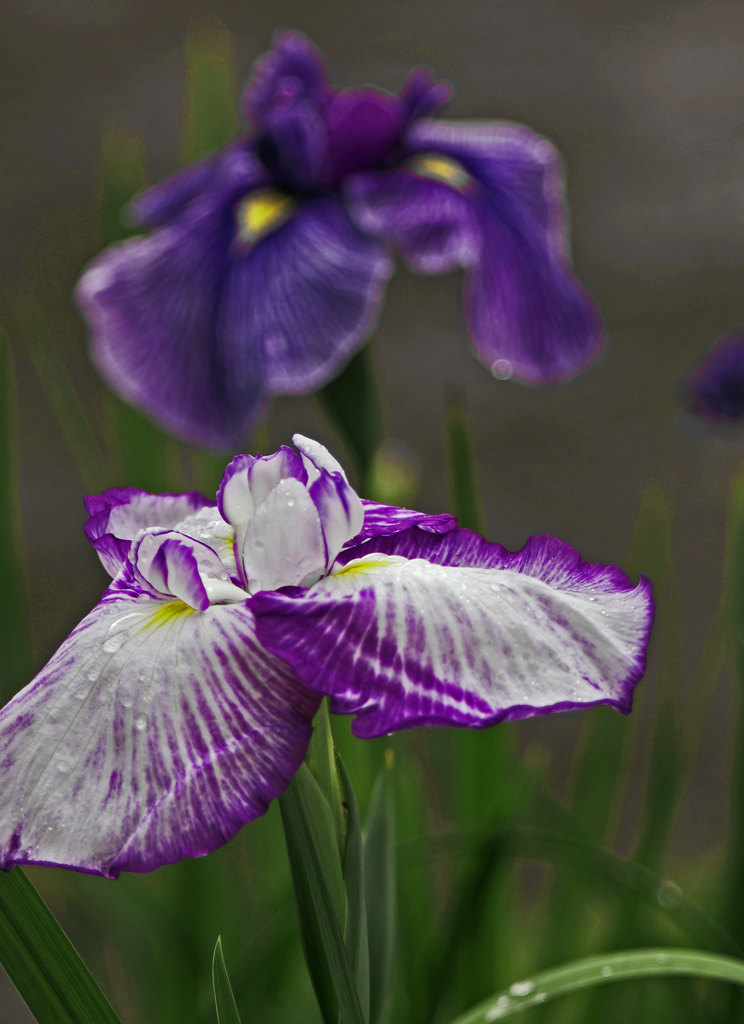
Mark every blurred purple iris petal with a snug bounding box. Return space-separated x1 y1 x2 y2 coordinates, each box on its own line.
224 196 392 396
686 333 744 424
399 67 453 120
0 435 652 876
347 119 604 383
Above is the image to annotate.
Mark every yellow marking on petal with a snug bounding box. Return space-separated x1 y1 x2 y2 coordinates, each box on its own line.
142 600 196 631
408 153 470 190
332 557 398 578
237 188 296 243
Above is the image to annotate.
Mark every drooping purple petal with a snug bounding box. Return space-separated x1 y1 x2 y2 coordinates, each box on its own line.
348 499 457 544
84 489 211 577
399 67 452 121
346 119 604 384
0 583 319 877
325 90 406 184
223 196 392 395
75 144 273 451
251 527 653 738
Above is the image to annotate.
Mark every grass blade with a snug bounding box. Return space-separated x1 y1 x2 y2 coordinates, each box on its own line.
0 327 32 702
212 937 242 1024
338 756 370 1023
318 346 383 494
444 949 744 1024
280 764 364 1024
445 403 483 534
0 867 123 1024
364 751 396 1024
10 292 109 493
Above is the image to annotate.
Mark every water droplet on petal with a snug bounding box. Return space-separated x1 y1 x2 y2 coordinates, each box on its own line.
121 696 133 709
135 713 147 731
491 358 514 379
56 761 69 773
103 635 123 654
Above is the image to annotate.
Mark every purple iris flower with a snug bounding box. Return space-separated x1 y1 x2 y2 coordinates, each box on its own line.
75 32 605 450
0 436 651 878
678 332 744 439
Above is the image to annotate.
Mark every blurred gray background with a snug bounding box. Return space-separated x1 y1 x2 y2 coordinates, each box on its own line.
1 0 744 1017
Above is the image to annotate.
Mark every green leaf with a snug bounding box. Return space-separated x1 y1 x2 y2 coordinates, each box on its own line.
99 128 146 246
445 403 483 534
0 327 33 702
9 291 109 493
306 699 347 862
337 756 370 1023
181 19 240 164
317 346 383 493
443 948 744 1024
363 751 396 1024
279 765 365 1024
0 867 123 1024
212 937 242 1024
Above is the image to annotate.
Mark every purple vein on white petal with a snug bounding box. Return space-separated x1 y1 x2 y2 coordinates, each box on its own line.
251 528 653 739
0 588 319 877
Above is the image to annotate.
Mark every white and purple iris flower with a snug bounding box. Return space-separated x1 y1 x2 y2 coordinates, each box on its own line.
0 436 652 879
75 31 605 450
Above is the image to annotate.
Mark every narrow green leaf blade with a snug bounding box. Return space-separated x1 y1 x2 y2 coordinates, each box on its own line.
337 756 370 1023
306 699 346 861
10 292 109 493
181 19 239 163
212 937 242 1024
445 403 483 534
317 347 383 493
363 751 396 1024
445 949 744 1024
279 765 365 1024
0 327 32 702
0 867 123 1024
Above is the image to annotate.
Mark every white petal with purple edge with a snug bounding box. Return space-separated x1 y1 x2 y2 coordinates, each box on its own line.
309 470 365 570
240 477 326 593
292 433 348 483
251 533 653 738
0 589 318 877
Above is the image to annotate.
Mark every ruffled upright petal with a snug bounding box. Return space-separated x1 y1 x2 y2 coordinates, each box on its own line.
0 586 319 876
324 90 406 184
84 489 211 577
399 67 452 121
251 527 653 738
244 32 334 191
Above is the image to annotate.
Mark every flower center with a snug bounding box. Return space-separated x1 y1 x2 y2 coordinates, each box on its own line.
237 188 296 243
408 153 470 190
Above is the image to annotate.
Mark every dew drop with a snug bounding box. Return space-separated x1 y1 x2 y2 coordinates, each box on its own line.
121 696 134 709
491 358 514 379
601 966 612 977
219 571 228 581
103 635 123 654
534 993 547 1003
656 880 682 909
287 498 295 507
87 664 103 682
509 980 535 997
134 713 147 731
56 761 69 773
253 539 265 550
